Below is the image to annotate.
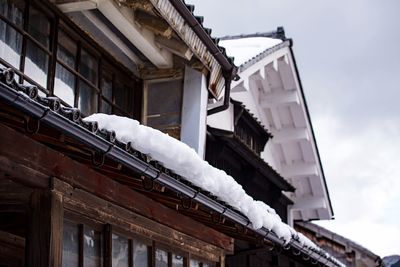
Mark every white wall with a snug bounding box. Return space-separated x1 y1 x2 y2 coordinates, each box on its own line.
180 66 208 159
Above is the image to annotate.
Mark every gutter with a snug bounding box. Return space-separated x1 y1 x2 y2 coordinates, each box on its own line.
168 0 238 115
207 74 231 115
0 73 342 267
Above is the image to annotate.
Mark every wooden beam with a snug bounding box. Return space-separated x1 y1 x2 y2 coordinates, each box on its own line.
260 90 300 107
0 123 233 252
26 190 63 267
280 162 318 178
55 178 225 262
270 127 309 143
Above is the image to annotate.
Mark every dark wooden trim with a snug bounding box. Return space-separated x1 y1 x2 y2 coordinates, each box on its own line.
104 224 112 267
0 123 233 253
25 190 63 267
78 224 84 267
58 179 223 263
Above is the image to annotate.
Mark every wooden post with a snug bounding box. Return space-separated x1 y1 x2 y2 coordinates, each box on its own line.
26 190 63 267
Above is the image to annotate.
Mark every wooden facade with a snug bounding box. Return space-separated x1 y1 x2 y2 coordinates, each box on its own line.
0 119 232 266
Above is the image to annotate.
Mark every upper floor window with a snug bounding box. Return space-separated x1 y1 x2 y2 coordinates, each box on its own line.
0 0 140 118
144 79 183 139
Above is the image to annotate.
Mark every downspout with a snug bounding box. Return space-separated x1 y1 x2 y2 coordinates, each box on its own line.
207 73 232 115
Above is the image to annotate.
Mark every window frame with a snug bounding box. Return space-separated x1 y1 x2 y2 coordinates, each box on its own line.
0 0 141 118
63 211 217 267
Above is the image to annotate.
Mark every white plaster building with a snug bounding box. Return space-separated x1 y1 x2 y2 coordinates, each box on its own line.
208 28 334 225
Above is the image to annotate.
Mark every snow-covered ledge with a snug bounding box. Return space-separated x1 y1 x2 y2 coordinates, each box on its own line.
84 114 319 248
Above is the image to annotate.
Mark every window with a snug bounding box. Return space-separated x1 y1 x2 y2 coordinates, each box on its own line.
62 220 103 267
144 79 183 139
62 217 216 267
0 0 140 118
190 258 214 267
0 0 51 91
112 234 129 267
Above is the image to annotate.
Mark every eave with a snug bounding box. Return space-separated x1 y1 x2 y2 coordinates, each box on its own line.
0 71 344 267
207 126 294 193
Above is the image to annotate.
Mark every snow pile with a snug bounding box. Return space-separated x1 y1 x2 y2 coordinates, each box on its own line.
220 37 282 66
84 114 317 248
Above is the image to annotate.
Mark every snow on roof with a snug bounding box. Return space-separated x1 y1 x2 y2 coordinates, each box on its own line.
84 114 319 249
220 37 282 66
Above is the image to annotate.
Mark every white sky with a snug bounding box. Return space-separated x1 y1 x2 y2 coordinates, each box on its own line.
189 0 400 257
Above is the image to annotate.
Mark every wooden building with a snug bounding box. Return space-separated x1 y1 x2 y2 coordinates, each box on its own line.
296 222 383 267
0 1 343 267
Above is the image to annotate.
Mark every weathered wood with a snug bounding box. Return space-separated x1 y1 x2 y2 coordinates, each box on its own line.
0 230 25 267
55 178 225 263
0 123 234 253
104 224 112 267
25 190 63 267
0 156 49 189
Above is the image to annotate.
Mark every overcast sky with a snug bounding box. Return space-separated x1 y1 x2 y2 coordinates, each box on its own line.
189 0 400 257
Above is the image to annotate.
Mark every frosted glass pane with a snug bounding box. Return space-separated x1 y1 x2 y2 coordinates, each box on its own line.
155 249 168 267
101 73 112 101
132 239 148 267
28 7 50 48
78 81 98 115
189 259 200 267
114 80 132 115
57 31 76 69
101 99 111 114
62 221 78 267
80 49 97 85
172 254 183 267
54 63 75 106
25 40 48 88
0 19 22 68
83 228 102 267
112 234 129 267
0 0 24 26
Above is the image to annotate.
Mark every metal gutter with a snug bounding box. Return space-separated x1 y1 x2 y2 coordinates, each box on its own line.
0 77 342 267
207 75 231 115
167 0 238 115
168 0 235 76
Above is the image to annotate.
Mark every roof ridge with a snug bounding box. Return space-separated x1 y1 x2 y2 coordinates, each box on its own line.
219 27 286 41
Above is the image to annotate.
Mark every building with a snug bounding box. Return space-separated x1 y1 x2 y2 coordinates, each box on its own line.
0 0 343 266
296 222 383 267
207 28 338 266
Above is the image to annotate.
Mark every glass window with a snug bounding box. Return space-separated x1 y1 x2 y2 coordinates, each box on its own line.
155 249 168 267
146 79 183 139
100 99 111 114
0 19 22 68
101 73 112 101
54 63 75 106
27 7 50 48
147 80 182 115
114 80 132 115
0 0 24 26
62 220 79 267
80 48 97 85
25 39 48 88
112 234 129 267
132 239 148 267
57 30 76 69
78 80 98 115
83 227 103 267
189 259 200 267
172 253 183 267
